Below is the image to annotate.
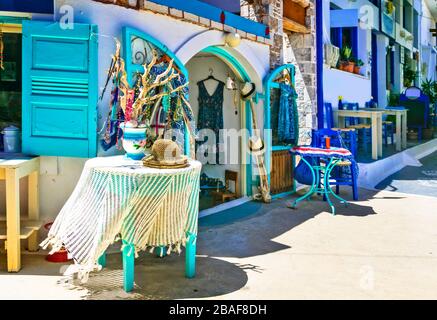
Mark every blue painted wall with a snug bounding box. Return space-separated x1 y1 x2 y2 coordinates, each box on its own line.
0 0 54 14
149 0 268 38
199 0 240 14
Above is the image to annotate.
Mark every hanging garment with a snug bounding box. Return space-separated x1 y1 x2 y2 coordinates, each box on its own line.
278 83 298 143
197 80 224 164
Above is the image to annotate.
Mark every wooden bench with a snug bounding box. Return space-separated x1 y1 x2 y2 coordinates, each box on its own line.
0 157 42 272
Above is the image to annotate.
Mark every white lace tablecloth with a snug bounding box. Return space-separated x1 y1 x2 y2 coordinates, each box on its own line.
41 156 201 279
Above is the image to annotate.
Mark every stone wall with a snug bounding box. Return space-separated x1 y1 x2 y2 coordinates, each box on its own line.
261 0 317 144
285 0 317 144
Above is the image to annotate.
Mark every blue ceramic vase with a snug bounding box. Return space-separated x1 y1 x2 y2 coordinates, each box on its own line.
120 123 147 160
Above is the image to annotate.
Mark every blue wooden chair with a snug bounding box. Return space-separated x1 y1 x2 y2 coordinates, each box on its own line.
365 100 395 145
312 129 359 201
399 86 430 141
340 101 394 148
324 102 358 156
339 102 371 151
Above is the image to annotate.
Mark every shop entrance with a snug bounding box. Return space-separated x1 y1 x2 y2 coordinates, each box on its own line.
0 31 22 152
186 52 244 210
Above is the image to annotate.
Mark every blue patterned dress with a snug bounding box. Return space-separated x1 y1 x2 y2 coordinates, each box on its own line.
196 80 224 164
278 83 298 143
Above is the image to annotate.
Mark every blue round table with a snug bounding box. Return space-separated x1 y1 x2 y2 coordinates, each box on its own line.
289 146 354 215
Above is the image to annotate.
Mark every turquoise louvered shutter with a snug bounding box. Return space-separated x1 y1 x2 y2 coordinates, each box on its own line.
22 21 98 157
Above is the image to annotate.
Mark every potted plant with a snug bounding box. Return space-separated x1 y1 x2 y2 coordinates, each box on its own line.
339 46 354 73
385 0 394 14
403 66 417 87
354 59 364 74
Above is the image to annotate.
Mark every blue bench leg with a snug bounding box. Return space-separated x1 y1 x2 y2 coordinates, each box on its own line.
185 232 197 279
122 241 135 292
98 253 106 268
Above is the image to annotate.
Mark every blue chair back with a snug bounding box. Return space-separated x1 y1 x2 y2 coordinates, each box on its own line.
312 128 357 158
339 101 360 126
311 129 343 149
324 102 334 129
399 86 430 129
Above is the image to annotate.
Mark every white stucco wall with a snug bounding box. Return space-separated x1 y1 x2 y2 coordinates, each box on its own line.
323 67 372 110
21 0 271 222
323 0 374 109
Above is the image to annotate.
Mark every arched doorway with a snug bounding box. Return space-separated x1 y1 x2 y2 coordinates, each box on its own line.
185 47 253 210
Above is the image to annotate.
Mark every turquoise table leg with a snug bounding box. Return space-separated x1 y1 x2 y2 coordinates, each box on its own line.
290 157 318 208
185 232 197 278
323 158 349 215
155 246 167 258
122 241 135 292
98 253 106 268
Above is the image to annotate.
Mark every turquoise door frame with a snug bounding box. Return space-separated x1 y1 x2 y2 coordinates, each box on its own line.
264 64 298 198
122 27 189 85
201 46 253 197
122 27 191 156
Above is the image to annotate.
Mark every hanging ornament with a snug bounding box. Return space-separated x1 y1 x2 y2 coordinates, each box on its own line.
162 88 170 113
124 89 135 122
0 29 4 70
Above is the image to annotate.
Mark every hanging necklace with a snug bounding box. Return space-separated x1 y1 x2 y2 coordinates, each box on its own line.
0 28 4 70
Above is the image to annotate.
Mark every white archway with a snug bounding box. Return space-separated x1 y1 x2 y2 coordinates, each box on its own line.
175 30 266 89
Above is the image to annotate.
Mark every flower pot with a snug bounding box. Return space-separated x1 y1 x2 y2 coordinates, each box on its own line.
339 61 347 71
344 62 355 73
120 123 147 160
407 131 418 140
44 222 71 263
354 66 361 74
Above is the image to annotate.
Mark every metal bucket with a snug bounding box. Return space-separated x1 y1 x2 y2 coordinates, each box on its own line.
2 125 21 153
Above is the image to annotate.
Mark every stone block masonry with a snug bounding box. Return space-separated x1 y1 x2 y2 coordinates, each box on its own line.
262 0 317 145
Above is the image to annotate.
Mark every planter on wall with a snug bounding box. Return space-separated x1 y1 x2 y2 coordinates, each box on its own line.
343 61 355 73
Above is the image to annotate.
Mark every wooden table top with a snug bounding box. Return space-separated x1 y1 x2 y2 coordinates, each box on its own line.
0 155 38 169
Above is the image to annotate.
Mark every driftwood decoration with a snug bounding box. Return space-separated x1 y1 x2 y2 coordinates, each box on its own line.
111 48 196 152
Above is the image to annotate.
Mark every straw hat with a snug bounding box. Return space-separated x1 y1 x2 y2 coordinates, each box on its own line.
240 82 256 100
142 139 188 169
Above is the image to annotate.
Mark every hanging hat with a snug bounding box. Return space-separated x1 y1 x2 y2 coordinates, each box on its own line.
142 139 188 169
240 82 256 100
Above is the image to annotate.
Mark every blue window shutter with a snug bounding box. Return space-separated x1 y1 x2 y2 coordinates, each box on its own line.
22 21 98 158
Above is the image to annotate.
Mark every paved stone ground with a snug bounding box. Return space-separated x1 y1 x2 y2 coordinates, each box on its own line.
376 150 437 198
1 187 437 300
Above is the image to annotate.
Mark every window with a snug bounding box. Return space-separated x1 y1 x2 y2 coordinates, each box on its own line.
413 9 419 48
386 45 395 90
0 33 22 128
402 1 413 32
330 27 358 56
